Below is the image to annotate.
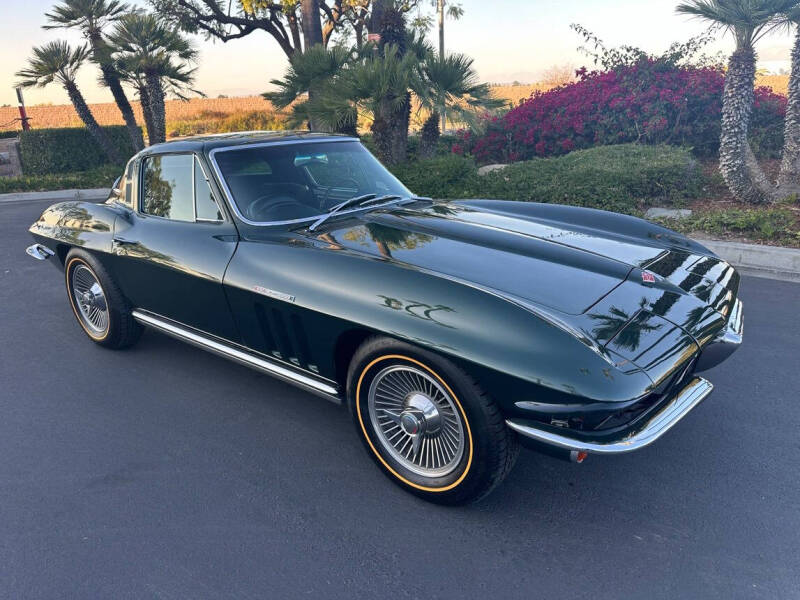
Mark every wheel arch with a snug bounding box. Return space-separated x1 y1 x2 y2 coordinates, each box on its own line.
333 327 376 393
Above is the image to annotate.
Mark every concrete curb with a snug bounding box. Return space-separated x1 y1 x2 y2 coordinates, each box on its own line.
696 239 800 283
2 188 798 283
0 188 109 204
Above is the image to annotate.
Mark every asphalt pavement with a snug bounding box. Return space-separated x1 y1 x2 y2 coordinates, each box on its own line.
1 198 799 599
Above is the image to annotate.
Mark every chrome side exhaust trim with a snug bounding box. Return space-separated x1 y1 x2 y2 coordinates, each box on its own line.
26 244 55 261
506 377 714 455
132 310 341 403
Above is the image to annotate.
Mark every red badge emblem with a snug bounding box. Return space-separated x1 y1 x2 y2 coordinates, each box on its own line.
641 271 656 283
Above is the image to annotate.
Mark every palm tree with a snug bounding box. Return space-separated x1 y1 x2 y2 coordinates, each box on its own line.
433 0 463 131
777 5 800 195
16 40 121 164
263 44 353 133
306 44 423 163
119 62 202 141
417 51 505 157
108 12 198 144
44 0 144 151
676 0 797 204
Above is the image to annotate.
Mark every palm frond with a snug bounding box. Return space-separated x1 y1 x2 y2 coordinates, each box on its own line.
15 40 90 88
44 0 129 35
676 0 800 46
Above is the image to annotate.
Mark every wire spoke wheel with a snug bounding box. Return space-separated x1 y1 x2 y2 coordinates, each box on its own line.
71 264 109 336
367 365 465 478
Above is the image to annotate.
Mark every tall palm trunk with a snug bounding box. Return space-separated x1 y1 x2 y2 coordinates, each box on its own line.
138 84 156 145
300 0 324 130
300 0 323 49
438 0 446 133
63 79 121 164
100 63 143 150
371 98 393 164
390 92 411 163
374 2 409 164
720 47 775 204
91 34 143 151
778 29 800 196
144 71 166 144
420 110 441 158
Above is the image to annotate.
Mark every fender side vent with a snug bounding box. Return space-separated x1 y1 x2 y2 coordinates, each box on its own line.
271 308 296 365
254 303 281 359
290 314 312 370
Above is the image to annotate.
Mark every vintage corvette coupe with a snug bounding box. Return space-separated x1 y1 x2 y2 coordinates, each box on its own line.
27 132 743 504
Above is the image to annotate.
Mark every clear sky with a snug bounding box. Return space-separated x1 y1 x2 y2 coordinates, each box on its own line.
1 0 794 108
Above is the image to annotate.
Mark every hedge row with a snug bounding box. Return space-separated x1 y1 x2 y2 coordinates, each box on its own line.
457 61 786 163
19 126 134 175
0 165 120 195
390 143 701 214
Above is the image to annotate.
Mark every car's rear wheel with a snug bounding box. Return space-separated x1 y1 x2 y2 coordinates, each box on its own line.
65 249 142 349
348 336 518 504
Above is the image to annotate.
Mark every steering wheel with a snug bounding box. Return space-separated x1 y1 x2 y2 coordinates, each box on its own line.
247 195 314 222
319 177 362 210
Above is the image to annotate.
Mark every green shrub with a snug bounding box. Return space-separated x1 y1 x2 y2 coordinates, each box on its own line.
390 143 701 214
0 130 20 139
656 208 800 245
390 154 480 199
19 126 134 175
0 165 120 194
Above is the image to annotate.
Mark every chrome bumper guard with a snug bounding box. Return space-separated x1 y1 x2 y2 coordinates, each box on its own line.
26 243 55 261
506 377 714 455
695 298 743 372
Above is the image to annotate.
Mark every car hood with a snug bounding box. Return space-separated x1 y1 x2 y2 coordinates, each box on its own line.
315 201 675 315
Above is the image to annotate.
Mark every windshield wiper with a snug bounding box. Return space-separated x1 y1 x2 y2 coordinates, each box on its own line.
308 194 404 231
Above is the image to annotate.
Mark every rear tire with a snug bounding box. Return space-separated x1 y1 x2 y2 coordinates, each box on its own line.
348 336 518 505
64 249 142 349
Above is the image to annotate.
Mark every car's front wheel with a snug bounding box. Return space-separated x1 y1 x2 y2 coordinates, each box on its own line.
348 336 518 504
64 249 142 349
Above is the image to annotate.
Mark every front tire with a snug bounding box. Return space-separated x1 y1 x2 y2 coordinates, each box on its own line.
348 336 518 504
64 249 142 349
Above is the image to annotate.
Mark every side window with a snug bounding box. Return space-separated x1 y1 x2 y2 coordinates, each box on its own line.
124 160 135 208
141 154 194 221
195 158 223 221
119 159 136 208
111 160 136 208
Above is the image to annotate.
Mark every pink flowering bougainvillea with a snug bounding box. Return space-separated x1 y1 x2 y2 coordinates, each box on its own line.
459 60 786 164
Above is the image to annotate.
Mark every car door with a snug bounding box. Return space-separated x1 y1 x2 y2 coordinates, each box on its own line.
111 152 241 342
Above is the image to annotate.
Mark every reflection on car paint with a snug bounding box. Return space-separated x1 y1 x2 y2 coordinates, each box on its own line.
378 295 456 329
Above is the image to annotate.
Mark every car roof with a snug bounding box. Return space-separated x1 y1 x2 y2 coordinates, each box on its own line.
140 130 357 156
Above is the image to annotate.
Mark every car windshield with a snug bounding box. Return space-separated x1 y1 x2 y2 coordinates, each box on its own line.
212 140 412 224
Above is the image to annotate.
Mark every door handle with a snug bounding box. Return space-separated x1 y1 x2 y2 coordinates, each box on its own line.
113 236 137 245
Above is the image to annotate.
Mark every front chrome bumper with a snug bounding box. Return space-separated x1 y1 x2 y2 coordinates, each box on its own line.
26 243 54 261
695 298 743 372
506 377 714 456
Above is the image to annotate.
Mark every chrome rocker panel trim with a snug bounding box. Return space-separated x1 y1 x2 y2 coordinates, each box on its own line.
506 376 714 455
26 243 55 261
131 310 341 403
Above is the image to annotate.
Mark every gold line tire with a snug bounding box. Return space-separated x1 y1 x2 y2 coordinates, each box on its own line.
348 336 519 505
64 249 142 349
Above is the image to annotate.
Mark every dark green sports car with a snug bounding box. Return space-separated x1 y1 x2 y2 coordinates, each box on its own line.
27 132 743 504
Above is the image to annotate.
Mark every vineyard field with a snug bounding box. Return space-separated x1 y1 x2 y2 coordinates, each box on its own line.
0 75 789 135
